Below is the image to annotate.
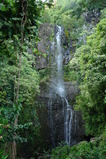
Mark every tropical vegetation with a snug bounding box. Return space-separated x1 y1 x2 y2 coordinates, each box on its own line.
0 0 106 158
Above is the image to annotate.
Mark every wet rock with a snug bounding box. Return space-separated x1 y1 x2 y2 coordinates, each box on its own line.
38 81 84 149
37 24 84 150
36 23 73 69
36 23 54 69
83 10 100 24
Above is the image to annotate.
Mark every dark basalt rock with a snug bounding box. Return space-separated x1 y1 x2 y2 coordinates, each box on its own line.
37 82 84 149
36 23 73 69
36 23 54 70
83 10 100 24
36 23 85 149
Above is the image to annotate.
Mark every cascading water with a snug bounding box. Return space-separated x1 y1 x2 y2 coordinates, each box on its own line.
48 26 76 146
64 99 74 145
54 26 64 97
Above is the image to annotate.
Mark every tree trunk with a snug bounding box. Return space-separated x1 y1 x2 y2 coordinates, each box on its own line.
11 43 22 159
11 1 27 158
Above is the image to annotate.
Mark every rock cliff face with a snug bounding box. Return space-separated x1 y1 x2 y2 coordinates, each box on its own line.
38 81 84 148
36 23 74 70
36 23 54 69
37 24 84 149
83 10 100 24
36 10 100 69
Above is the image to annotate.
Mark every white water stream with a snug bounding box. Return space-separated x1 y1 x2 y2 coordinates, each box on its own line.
48 26 75 146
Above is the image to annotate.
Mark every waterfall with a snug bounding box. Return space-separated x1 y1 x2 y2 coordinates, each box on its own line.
64 99 74 145
54 26 65 97
48 26 76 146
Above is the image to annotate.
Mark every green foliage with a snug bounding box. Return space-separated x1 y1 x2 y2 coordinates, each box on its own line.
63 65 80 82
43 0 106 24
0 46 40 157
0 0 48 42
42 0 106 51
83 0 106 10
0 103 32 142
42 0 106 138
0 149 8 159
0 110 8 159
0 0 106 158
51 143 70 159
70 19 106 135
0 0 54 158
17 102 42 157
0 52 39 106
101 8 106 19
51 131 106 159
39 68 51 84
